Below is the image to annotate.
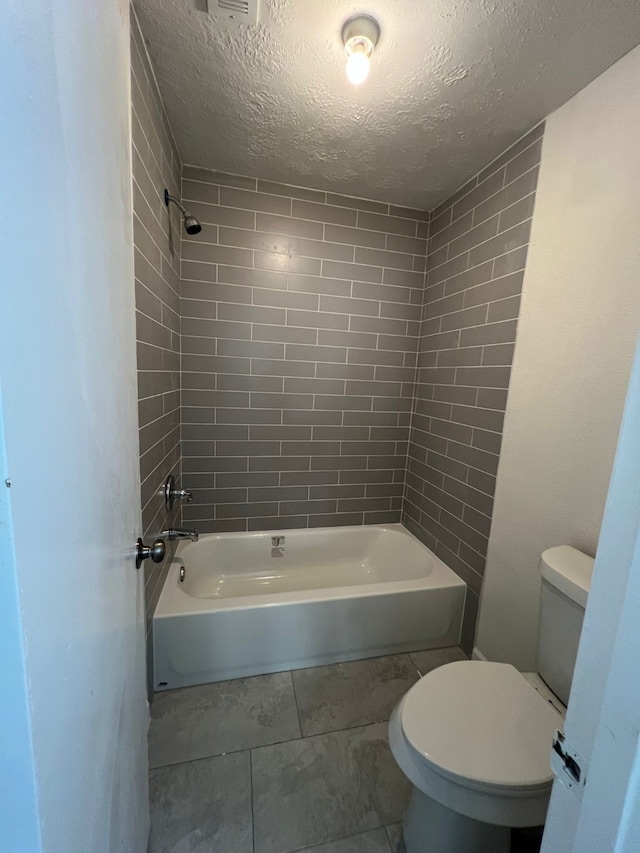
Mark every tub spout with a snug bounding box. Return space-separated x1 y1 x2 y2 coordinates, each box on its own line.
162 528 199 542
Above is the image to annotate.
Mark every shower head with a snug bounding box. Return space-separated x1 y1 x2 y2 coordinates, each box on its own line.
164 189 202 236
184 216 202 235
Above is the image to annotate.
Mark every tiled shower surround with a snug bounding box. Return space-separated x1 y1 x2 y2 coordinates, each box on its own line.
403 123 544 645
172 128 542 644
131 11 183 634
180 168 428 533
131 17 544 650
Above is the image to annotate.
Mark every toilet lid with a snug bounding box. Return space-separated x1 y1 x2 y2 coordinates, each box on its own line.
401 661 562 792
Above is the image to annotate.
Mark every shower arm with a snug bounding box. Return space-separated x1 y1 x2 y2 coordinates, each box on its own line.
164 189 188 216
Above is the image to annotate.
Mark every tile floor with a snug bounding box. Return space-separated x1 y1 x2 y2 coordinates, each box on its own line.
147 646 543 853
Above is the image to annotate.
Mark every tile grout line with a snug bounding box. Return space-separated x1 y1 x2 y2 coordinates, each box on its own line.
406 650 424 678
250 747 256 853
287 827 397 853
288 669 305 739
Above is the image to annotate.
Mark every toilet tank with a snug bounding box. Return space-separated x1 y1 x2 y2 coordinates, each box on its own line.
536 546 594 706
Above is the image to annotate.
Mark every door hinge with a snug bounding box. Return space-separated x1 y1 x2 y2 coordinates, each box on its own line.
551 729 587 798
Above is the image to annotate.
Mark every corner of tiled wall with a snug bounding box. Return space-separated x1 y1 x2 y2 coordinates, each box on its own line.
402 122 545 652
130 5 184 689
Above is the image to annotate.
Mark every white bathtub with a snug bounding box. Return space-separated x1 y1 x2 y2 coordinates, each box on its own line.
152 523 466 691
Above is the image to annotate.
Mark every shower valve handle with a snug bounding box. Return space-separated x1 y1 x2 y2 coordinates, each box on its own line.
164 475 193 509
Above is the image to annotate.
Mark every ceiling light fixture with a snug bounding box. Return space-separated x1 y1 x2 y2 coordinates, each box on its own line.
342 14 380 85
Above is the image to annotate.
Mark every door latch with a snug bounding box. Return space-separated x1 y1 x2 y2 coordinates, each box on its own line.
551 729 586 797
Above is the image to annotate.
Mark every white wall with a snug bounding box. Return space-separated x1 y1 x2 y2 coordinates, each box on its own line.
476 44 640 670
0 1 149 850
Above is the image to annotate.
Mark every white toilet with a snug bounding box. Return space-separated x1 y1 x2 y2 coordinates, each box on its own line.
389 545 594 853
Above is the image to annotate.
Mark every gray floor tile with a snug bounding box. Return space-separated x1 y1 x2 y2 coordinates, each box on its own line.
252 722 411 853
385 823 406 853
297 828 392 852
408 646 467 676
292 654 419 737
149 671 301 768
149 752 252 852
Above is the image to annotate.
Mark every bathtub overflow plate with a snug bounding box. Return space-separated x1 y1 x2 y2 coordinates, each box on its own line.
271 535 285 558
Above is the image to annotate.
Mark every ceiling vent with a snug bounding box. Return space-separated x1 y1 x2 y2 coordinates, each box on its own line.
209 0 259 27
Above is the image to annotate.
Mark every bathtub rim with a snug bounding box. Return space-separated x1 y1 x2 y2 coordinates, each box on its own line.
154 522 466 619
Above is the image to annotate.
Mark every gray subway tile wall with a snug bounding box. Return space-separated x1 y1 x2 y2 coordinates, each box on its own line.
179 167 428 533
131 9 183 644
402 123 545 649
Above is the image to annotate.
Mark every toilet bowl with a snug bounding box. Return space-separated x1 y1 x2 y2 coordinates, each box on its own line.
389 660 563 852
389 545 594 853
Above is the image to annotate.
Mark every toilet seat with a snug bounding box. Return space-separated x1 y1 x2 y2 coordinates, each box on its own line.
388 660 563 827
401 660 562 793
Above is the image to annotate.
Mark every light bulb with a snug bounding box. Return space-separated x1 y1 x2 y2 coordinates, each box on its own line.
346 50 370 85
342 16 379 86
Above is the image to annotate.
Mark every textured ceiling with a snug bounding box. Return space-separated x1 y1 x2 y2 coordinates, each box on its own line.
134 0 640 208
